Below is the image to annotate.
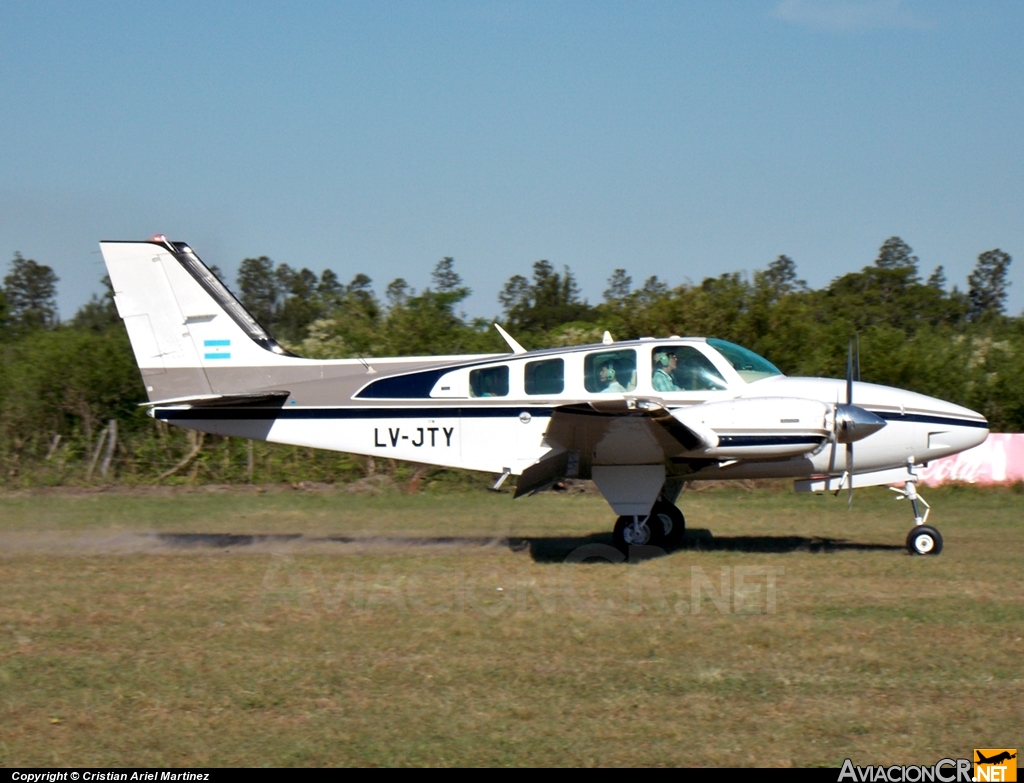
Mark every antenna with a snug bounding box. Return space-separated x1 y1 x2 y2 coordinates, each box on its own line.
494 323 527 354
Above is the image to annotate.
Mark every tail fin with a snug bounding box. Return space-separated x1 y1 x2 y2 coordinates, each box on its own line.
100 237 294 402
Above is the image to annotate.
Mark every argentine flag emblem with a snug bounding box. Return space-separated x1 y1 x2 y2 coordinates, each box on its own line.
204 339 231 360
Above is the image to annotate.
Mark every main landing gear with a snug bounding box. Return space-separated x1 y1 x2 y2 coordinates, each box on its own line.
891 479 942 556
612 500 686 552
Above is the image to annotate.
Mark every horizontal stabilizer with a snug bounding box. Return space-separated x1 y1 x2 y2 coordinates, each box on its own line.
144 391 291 408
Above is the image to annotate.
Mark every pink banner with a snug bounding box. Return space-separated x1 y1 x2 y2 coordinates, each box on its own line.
917 433 1024 486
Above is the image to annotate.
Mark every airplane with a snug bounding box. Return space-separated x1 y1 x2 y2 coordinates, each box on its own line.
976 752 1016 766
99 236 990 556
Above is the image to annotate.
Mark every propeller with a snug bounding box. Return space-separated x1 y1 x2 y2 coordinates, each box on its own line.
834 334 885 507
844 336 858 506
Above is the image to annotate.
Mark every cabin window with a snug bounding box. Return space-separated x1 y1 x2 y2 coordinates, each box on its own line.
651 345 728 391
584 350 637 393
525 358 564 395
469 365 509 397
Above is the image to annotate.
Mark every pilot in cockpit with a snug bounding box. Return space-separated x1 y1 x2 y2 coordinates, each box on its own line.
652 349 682 392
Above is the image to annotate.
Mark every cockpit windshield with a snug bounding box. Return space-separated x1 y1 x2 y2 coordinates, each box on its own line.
651 345 728 391
706 339 782 383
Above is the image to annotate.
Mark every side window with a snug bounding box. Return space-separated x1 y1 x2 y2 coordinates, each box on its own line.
525 358 564 395
584 350 637 393
469 366 509 397
651 345 727 392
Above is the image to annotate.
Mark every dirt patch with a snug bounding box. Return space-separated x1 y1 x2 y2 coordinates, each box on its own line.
0 529 513 556
0 482 343 499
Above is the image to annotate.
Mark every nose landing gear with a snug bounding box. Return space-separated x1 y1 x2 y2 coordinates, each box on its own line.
891 479 942 555
906 525 943 555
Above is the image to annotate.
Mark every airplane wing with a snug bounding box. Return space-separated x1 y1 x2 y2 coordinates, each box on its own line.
546 400 715 456
513 400 713 498
514 395 834 497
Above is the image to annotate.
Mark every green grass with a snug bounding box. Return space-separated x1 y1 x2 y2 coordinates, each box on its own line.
1 484 1021 766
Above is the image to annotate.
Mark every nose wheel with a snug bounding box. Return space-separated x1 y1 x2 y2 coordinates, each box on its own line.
906 525 943 556
891 479 942 556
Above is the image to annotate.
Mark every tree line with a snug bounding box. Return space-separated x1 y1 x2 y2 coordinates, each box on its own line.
0 236 1019 486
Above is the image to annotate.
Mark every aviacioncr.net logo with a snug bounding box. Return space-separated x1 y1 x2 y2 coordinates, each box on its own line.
839 758 973 782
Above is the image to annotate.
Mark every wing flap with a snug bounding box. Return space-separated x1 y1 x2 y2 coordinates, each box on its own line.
583 399 713 452
513 450 570 498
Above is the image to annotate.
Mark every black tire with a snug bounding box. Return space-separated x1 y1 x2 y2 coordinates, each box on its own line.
906 525 943 556
613 515 655 553
649 501 685 548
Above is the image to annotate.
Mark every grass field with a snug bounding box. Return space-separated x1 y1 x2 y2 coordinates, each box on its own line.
1 483 1021 766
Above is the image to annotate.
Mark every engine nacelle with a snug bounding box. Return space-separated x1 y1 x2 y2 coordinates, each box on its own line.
673 397 831 459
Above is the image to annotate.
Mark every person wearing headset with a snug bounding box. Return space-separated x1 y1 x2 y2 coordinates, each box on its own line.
598 360 626 392
652 349 681 392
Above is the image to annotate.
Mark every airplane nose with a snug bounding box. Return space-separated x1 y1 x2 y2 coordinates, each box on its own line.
961 410 990 451
921 396 989 454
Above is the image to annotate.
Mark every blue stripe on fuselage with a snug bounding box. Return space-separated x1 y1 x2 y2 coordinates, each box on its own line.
154 406 557 421
717 435 824 447
872 411 988 429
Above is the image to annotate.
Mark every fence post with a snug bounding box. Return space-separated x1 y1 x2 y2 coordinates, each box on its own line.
45 434 62 461
100 419 117 478
86 425 109 482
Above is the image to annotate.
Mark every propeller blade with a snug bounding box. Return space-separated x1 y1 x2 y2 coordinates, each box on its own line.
846 339 853 405
854 333 861 384
836 334 869 506
848 333 860 508
847 442 854 509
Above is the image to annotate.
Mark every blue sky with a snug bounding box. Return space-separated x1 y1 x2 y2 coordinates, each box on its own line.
1 1 1022 321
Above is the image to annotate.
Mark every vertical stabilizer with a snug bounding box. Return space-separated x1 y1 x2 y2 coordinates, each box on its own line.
100 238 294 402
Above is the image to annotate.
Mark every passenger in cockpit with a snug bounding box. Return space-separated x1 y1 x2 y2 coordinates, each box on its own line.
652 349 681 392
598 361 626 392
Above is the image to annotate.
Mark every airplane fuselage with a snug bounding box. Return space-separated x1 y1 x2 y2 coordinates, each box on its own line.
153 337 988 484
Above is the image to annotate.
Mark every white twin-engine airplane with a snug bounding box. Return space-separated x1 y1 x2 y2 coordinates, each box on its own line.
101 237 990 556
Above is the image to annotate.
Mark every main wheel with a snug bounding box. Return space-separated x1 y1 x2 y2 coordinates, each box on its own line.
613 515 654 552
648 501 685 548
906 525 943 556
